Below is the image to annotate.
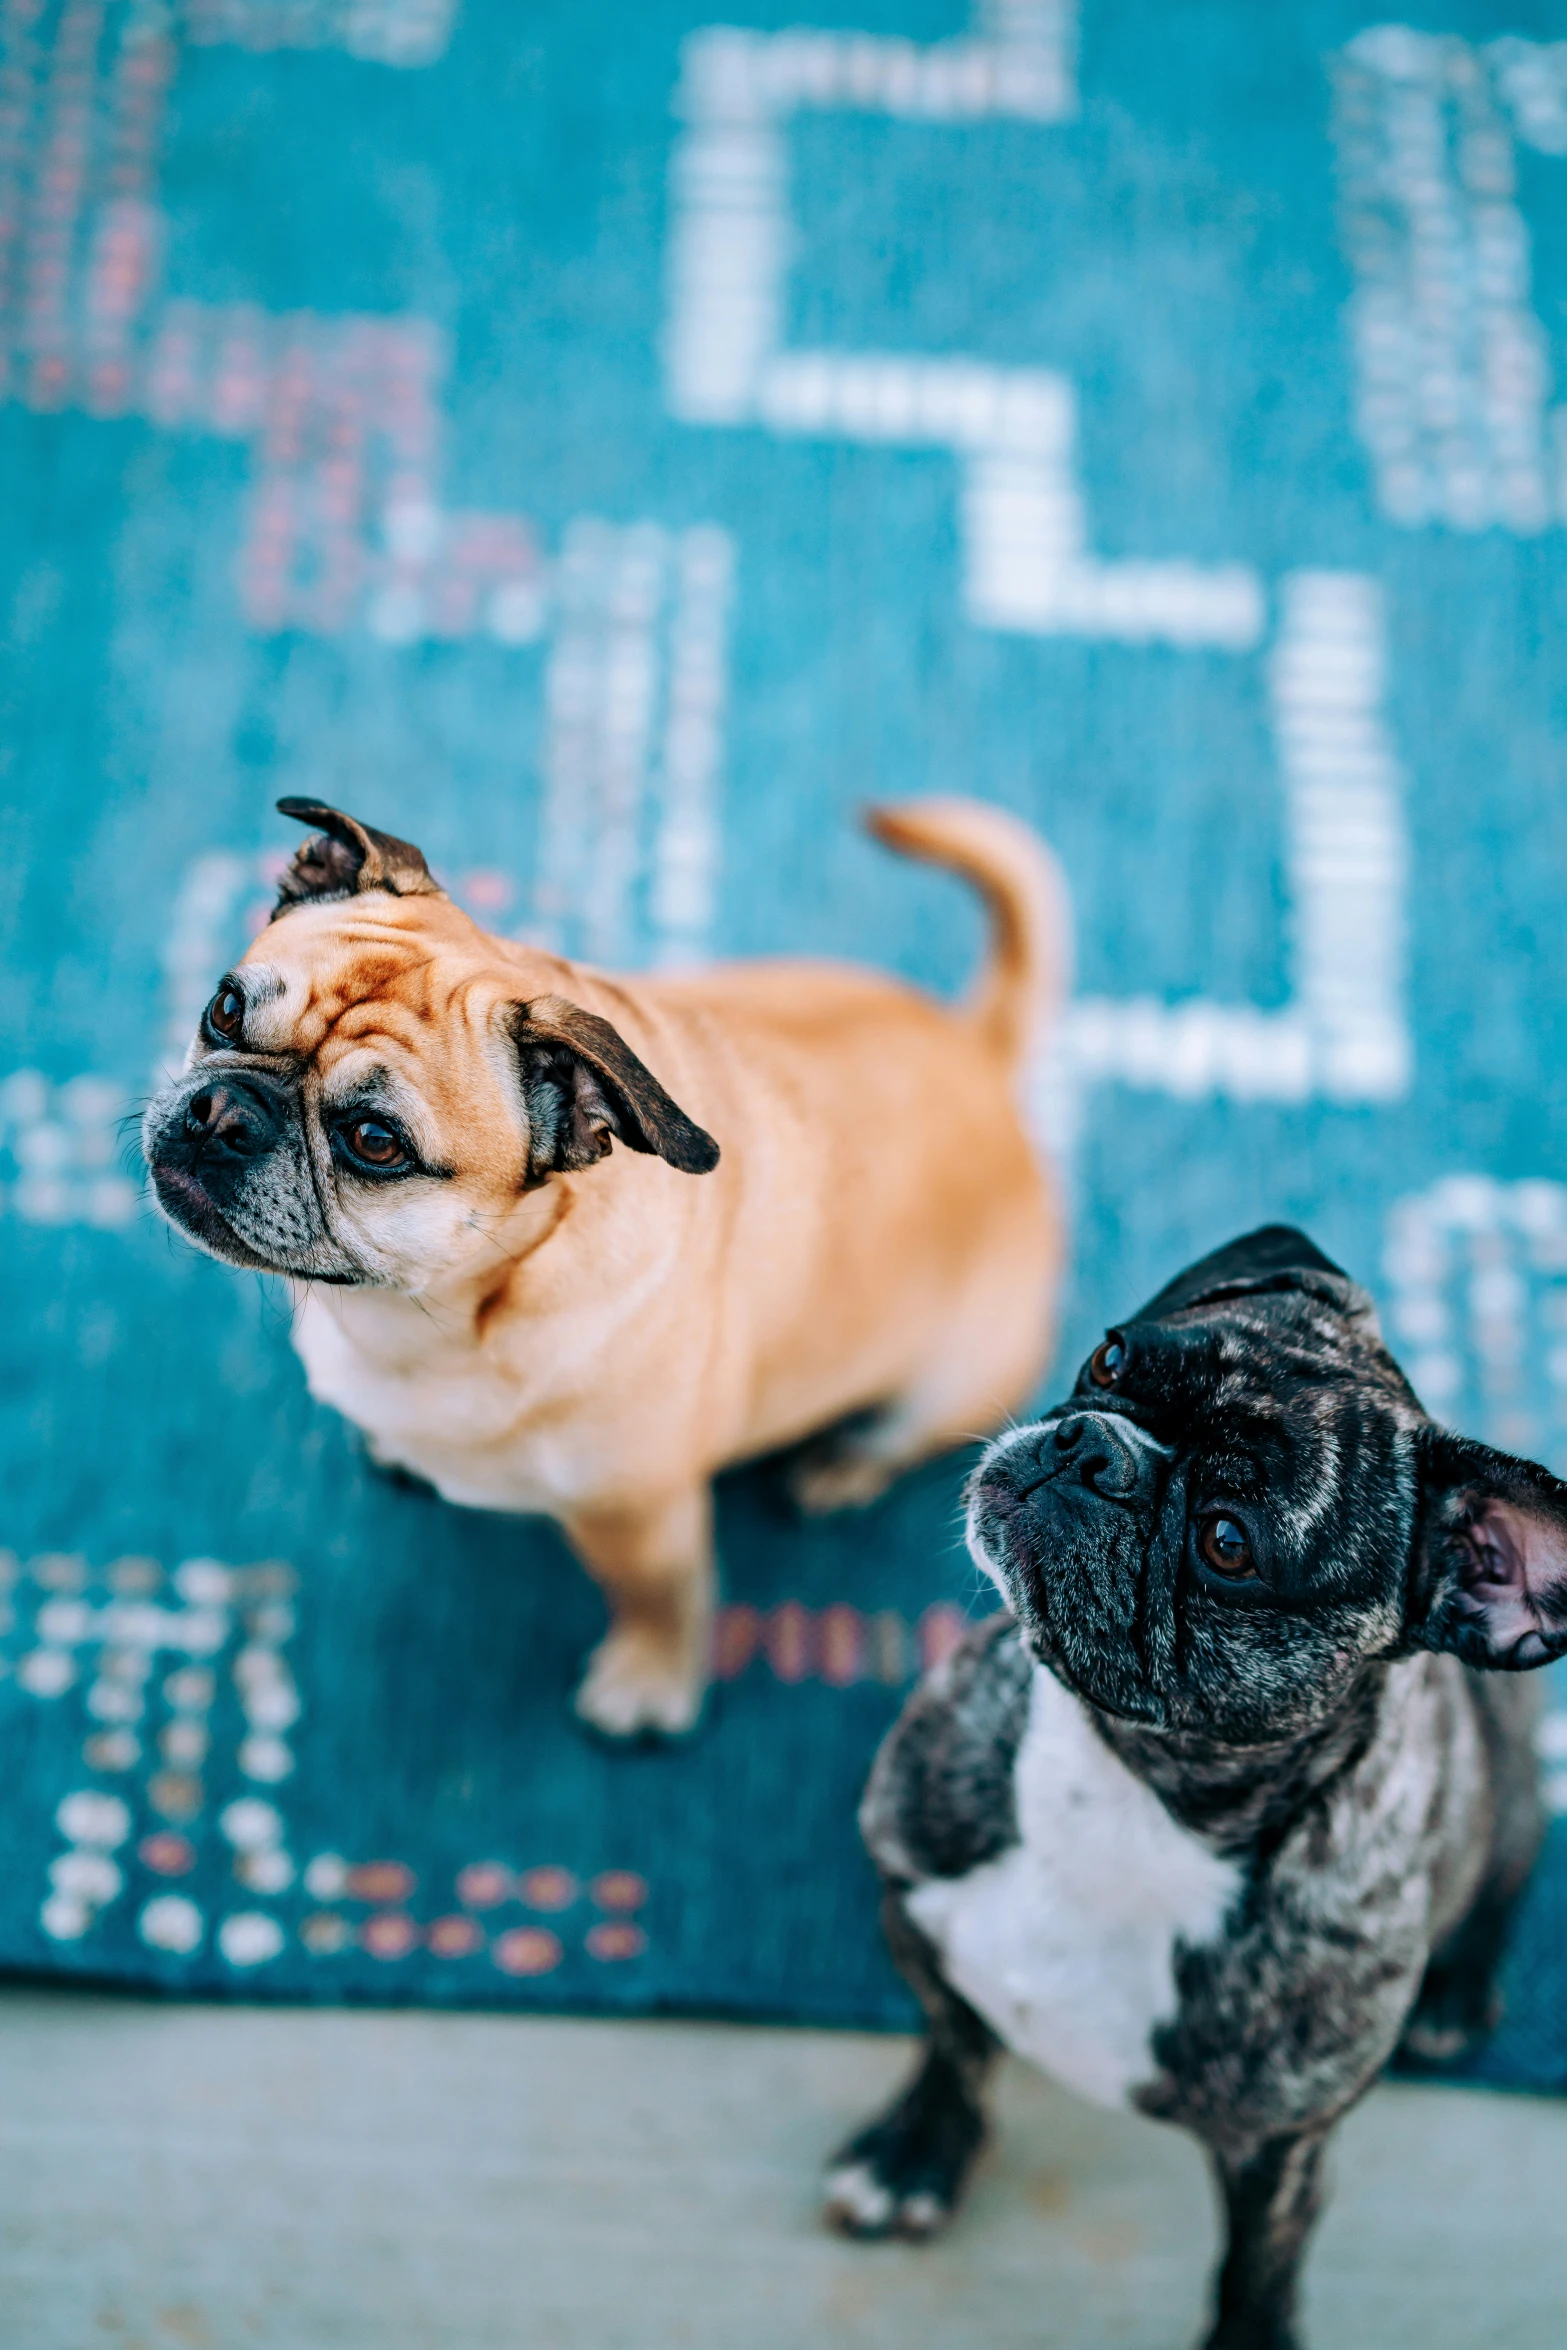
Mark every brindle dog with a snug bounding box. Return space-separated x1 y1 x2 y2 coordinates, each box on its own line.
828 1226 1561 2350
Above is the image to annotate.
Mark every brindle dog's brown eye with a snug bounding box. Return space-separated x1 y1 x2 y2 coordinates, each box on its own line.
1200 1516 1256 1578
1088 1335 1126 1388
343 1119 407 1169
207 987 243 1040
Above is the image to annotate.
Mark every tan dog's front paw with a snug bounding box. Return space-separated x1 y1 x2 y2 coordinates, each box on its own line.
575 1628 704 1737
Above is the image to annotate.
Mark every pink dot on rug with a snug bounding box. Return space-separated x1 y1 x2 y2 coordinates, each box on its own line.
586 1922 647 1962
492 1926 562 1977
711 1604 761 1678
819 1604 866 1687
590 1870 648 1912
767 1600 814 1683
455 1862 513 1909
518 1866 576 1912
360 1912 421 1960
427 1914 484 1957
346 1860 416 1905
138 1832 196 1877
462 869 514 913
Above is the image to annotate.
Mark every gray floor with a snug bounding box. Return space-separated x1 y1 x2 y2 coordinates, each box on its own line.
0 1991 1562 2349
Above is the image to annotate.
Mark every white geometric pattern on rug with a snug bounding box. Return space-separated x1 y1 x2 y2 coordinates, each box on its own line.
1334 27 1567 534
665 6 1410 1110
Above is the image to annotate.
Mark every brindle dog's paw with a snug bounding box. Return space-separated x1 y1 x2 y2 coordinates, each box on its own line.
1397 2016 1481 2068
824 2157 952 2240
574 1628 702 1738
823 2096 984 2242
1201 2314 1304 2350
1397 1956 1504 2070
1397 1992 1502 2070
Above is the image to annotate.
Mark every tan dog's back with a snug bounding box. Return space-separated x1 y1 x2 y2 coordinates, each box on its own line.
638 951 1053 1471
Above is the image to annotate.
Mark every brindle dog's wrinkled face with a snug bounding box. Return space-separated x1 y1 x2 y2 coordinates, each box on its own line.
141 800 718 1289
968 1226 1567 1740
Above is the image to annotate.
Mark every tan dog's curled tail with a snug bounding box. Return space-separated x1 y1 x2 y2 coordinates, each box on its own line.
864 797 1072 1069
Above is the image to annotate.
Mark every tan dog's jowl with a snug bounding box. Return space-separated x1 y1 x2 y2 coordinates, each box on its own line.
143 797 1067 1735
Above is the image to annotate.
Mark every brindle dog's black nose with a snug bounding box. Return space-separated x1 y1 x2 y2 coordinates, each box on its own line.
183 1078 282 1162
1043 1410 1164 1504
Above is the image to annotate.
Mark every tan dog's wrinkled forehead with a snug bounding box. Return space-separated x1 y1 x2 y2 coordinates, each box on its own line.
237 826 716 1177
255 801 542 1040
241 887 522 1059
236 888 542 1176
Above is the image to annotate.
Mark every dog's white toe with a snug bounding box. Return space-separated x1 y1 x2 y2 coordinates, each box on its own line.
823 2162 896 2235
894 2191 946 2238
575 1633 702 1738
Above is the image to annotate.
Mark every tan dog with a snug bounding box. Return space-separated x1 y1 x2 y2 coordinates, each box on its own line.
143 796 1066 1734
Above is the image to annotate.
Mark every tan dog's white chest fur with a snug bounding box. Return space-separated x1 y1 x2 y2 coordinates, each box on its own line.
295 1291 572 1511
145 794 1067 1737
907 1668 1242 2108
293 1193 709 1517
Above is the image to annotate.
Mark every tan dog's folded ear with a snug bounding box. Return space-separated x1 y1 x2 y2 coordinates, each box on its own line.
272 799 443 917
515 994 720 1179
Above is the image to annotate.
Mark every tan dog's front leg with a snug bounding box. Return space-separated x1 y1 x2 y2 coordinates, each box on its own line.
564 1485 714 1737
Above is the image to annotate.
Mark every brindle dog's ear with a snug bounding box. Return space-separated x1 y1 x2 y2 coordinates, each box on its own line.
1412 1426 1567 1670
514 994 720 1179
1131 1224 1370 1322
272 799 443 918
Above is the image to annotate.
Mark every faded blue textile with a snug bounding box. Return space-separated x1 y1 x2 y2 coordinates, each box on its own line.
1 0 1565 2086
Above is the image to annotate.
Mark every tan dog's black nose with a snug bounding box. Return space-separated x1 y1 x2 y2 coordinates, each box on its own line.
183 1078 283 1161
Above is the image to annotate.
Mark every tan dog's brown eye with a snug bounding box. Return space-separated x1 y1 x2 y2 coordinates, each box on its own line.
343 1119 407 1170
1088 1335 1126 1388
207 987 244 1041
1199 1516 1256 1579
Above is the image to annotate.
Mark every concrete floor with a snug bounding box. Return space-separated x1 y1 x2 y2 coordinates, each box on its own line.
0 1991 1562 2350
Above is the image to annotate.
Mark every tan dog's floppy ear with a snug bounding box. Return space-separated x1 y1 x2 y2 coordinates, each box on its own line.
272 798 443 918
515 994 720 1178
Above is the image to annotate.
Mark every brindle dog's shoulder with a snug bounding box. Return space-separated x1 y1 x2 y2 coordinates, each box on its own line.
859 1614 1033 1885
1137 1655 1483 2149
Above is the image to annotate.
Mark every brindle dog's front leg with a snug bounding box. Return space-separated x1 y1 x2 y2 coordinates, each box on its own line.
824 1894 999 2240
1203 2127 1331 2350
564 1484 714 1737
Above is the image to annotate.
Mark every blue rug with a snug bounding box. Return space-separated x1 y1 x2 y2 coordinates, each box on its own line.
2 0 1566 2088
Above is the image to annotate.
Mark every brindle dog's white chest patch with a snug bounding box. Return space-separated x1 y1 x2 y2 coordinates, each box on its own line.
906 1667 1242 2109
